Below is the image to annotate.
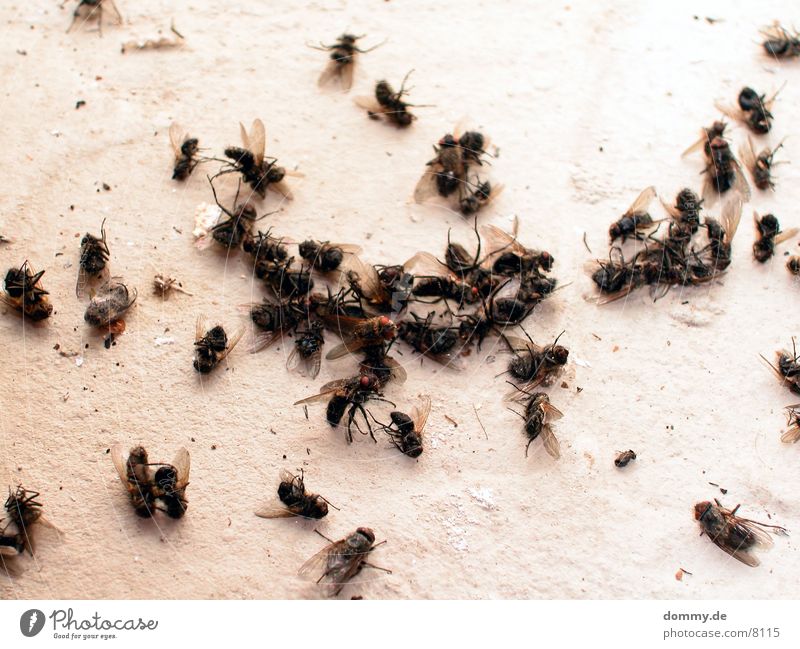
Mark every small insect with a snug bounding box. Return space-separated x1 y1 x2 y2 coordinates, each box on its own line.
761 339 800 395
169 123 200 181
481 219 555 275
193 317 244 374
397 312 462 367
355 71 422 127
762 23 800 59
381 395 431 458
287 320 325 379
312 33 384 92
781 405 800 443
204 177 268 250
702 136 751 205
752 211 797 263
255 470 333 519
703 199 742 274
787 256 800 275
298 240 360 273
504 331 569 400
257 259 315 299
76 219 110 298
243 228 290 263
111 444 190 519
219 119 294 199
508 388 562 459
324 314 397 360
694 499 787 567
458 177 503 216
1 486 56 556
66 0 122 35
248 297 305 352
2 262 53 321
661 188 703 233
608 186 658 243
739 137 785 191
614 450 637 467
682 120 727 158
716 87 779 135
84 281 136 346
414 131 469 203
150 447 191 519
152 273 192 298
299 527 390 596
294 373 392 443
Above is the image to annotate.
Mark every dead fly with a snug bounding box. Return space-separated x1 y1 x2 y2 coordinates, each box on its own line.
257 259 315 299
459 177 503 216
218 119 295 199
243 229 290 264
503 331 569 400
247 297 305 352
2 262 53 321
111 444 190 519
787 256 800 276
341 255 414 313
702 198 743 274
608 186 658 243
752 211 797 263
255 469 335 520
380 395 431 458
169 123 200 181
507 388 562 459
761 339 800 395
205 176 267 250
299 527 389 596
312 33 384 92
84 280 136 346
614 450 637 467
716 86 779 135
193 316 243 374
694 499 787 567
76 219 110 298
299 240 361 273
780 405 800 443
152 273 192 298
66 0 122 35
682 120 728 159
149 447 191 519
661 188 703 233
762 23 800 59
294 373 393 443
324 314 397 360
355 71 423 127
481 219 555 275
0 486 57 557
701 136 751 205
739 137 785 191
413 129 474 204
397 312 462 367
358 343 408 388
287 321 325 379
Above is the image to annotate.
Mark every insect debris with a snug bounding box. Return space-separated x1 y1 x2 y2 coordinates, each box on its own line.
2 261 54 322
255 469 336 520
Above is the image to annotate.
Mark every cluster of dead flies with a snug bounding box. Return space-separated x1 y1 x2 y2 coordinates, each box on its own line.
590 66 798 302
6 10 797 588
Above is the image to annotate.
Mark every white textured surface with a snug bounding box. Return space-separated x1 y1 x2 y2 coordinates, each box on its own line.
0 0 798 599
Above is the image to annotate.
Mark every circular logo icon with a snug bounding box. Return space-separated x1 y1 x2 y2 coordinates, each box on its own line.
20 609 45 637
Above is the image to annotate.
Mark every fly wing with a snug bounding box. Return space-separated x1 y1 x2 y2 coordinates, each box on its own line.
268 179 294 201
738 136 757 177
325 337 368 360
540 425 561 460
354 95 384 115
341 255 382 301
110 443 132 485
76 261 110 300
384 356 408 384
172 447 191 489
714 100 745 123
413 166 444 203
195 314 207 342
340 61 355 92
480 223 526 256
293 379 349 405
218 326 245 361
411 395 432 432
317 61 339 88
625 186 657 216
730 160 752 203
682 128 712 158
169 122 186 156
249 119 266 166
541 400 564 423
298 539 341 578
255 506 297 519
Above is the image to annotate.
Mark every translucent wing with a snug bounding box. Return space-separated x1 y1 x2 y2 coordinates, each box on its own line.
169 122 187 156
293 379 350 405
172 447 191 488
738 137 757 177
714 101 745 124
730 160 752 203
326 338 370 360
404 251 448 276
354 95 384 115
411 395 432 432
268 179 294 201
625 185 657 216
340 61 355 92
218 326 244 361
413 168 442 203
249 329 283 354
110 443 132 485
384 356 408 384
298 539 340 578
540 425 561 460
341 256 382 301
241 119 266 166
317 61 340 88
76 259 110 300
480 223 526 256
195 314 207 342
254 506 296 519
